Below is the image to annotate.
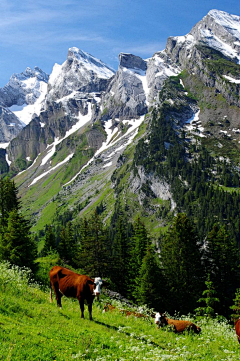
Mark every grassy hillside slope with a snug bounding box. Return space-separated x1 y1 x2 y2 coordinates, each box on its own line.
0 262 240 360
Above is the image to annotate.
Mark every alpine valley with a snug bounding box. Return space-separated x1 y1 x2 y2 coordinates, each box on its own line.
1 8 240 247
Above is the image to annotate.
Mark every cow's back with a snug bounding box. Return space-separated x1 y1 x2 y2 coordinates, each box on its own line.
167 318 200 333
49 266 94 299
235 319 240 342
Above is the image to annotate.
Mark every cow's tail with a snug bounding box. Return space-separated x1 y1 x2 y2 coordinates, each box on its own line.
50 283 53 303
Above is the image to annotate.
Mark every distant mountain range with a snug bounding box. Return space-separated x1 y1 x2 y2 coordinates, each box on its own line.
1 9 240 240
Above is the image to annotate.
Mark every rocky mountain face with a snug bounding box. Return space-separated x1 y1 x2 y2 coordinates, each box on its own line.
0 66 49 143
1 9 240 238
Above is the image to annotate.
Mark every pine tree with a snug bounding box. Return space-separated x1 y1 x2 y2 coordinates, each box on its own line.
75 211 110 278
203 224 240 316
58 221 76 264
111 212 131 296
128 217 149 298
0 209 37 270
134 245 166 310
0 178 20 232
42 225 57 256
230 288 240 322
160 213 203 314
195 274 220 317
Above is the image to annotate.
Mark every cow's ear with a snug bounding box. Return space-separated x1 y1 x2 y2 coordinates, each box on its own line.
87 279 94 286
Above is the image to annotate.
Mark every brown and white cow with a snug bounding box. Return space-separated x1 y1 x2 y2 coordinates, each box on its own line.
49 266 106 320
235 318 240 343
155 312 201 334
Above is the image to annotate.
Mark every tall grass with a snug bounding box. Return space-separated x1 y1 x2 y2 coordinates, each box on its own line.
0 262 240 360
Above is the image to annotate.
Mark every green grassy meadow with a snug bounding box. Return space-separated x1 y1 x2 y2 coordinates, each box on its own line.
0 262 240 360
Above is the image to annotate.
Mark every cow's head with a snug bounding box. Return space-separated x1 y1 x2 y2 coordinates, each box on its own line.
93 277 103 300
155 312 167 327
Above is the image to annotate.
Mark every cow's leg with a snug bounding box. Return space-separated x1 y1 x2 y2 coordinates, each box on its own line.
88 303 93 321
51 283 62 308
79 298 85 318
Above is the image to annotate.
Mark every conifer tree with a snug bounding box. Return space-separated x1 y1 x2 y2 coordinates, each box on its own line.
195 274 220 317
75 211 110 278
58 221 76 264
134 244 166 310
128 217 149 298
42 225 57 256
203 224 240 316
230 288 240 321
0 209 37 270
0 178 20 232
111 213 131 295
160 213 203 314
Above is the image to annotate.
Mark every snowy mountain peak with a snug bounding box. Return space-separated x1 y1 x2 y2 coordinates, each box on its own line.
207 9 240 29
165 9 240 65
0 66 49 112
10 66 49 87
47 47 116 101
67 47 115 79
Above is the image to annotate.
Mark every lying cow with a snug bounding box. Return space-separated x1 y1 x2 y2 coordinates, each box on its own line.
49 266 106 320
235 318 240 343
155 312 201 334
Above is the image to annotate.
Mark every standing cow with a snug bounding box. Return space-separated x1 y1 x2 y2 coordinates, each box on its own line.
49 266 106 320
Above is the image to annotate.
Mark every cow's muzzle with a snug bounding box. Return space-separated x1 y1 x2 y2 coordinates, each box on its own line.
95 292 100 300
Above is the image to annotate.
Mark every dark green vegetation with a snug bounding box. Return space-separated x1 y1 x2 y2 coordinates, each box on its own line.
0 262 240 361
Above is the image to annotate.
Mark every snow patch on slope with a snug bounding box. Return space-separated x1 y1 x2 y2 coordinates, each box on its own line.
9 82 48 125
64 115 145 186
27 103 92 186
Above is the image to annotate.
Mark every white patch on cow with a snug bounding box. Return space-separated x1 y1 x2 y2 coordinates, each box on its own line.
59 288 64 295
93 277 103 295
155 312 161 324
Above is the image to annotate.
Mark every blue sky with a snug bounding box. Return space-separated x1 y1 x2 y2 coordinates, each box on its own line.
0 0 239 86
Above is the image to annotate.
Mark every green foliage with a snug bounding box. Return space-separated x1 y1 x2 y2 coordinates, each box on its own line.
15 157 27 171
203 224 240 316
41 225 57 256
160 213 203 314
0 177 20 230
58 221 77 264
0 149 9 174
195 274 220 317
134 245 166 310
74 211 111 278
230 288 240 322
0 178 37 270
0 209 37 270
34 251 62 287
109 207 133 295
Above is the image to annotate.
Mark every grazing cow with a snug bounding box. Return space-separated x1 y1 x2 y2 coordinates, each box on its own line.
235 318 240 343
155 312 201 334
49 266 106 320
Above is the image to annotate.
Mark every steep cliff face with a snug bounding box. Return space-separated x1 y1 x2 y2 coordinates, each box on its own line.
101 53 148 120
0 106 24 143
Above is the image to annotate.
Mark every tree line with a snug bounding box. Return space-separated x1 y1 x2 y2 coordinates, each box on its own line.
0 176 240 318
